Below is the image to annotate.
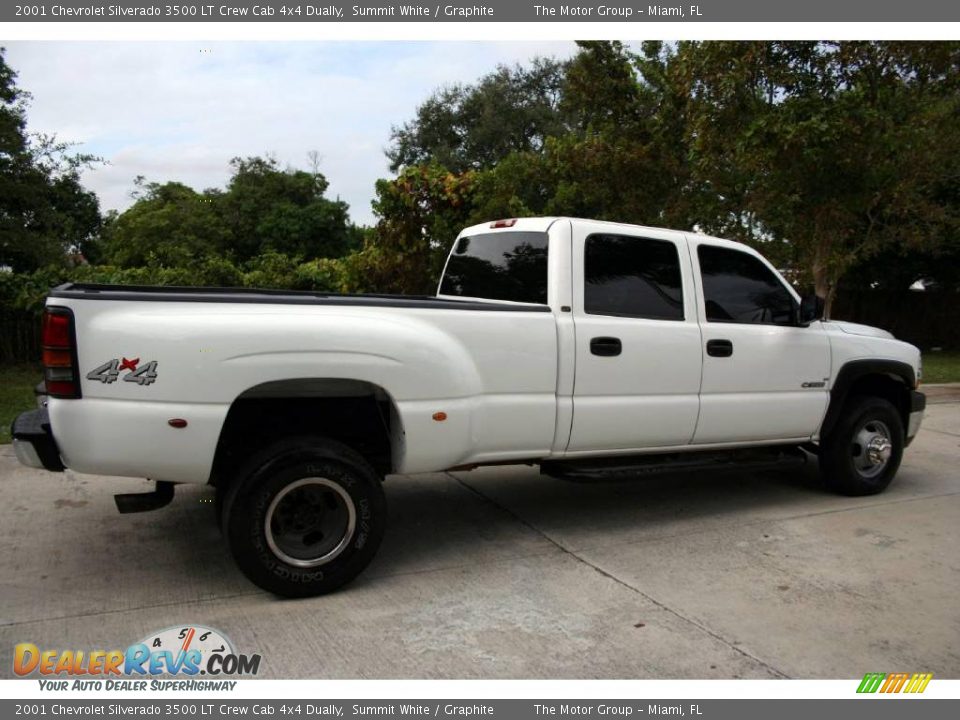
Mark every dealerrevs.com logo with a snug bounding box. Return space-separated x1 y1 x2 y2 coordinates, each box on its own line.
14 625 261 690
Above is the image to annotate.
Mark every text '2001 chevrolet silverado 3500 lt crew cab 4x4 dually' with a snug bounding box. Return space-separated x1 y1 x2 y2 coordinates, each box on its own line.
12 217 926 596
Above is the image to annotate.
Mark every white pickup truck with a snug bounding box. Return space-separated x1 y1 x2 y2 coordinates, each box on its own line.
13 217 925 596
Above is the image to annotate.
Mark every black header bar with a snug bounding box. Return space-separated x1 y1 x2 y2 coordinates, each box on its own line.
5 1 960 23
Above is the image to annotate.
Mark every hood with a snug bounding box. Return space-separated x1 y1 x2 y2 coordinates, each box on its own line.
825 320 895 340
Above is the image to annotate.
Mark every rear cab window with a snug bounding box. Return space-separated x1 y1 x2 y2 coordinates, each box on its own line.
439 231 549 304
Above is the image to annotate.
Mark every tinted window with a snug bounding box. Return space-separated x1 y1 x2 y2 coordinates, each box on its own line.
440 231 549 304
698 245 795 325
584 234 684 320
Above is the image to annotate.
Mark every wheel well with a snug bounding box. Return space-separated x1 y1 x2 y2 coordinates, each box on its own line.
847 374 911 417
822 367 913 440
209 379 401 488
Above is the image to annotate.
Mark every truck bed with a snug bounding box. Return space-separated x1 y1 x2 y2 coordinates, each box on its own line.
48 283 550 313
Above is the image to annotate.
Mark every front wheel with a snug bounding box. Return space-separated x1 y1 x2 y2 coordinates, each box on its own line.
819 396 904 496
223 436 386 597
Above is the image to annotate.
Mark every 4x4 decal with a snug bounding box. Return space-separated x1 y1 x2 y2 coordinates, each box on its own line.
86 357 158 386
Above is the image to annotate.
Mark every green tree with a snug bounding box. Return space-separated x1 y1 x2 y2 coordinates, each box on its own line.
216 156 361 262
470 134 673 226
0 49 27 159
382 42 692 236
561 41 645 135
674 41 960 312
99 179 227 267
465 42 689 228
102 156 363 268
387 58 568 173
352 164 477 294
379 40 959 311
0 48 101 272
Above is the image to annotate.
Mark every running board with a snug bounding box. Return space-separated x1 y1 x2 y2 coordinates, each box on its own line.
114 481 175 513
541 446 807 483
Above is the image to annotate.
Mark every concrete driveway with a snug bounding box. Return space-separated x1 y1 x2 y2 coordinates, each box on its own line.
1 398 958 679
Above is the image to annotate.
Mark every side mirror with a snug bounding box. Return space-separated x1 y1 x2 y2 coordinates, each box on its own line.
798 293 825 326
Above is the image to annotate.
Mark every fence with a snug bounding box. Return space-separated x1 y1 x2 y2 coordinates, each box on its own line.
832 289 959 350
0 307 41 365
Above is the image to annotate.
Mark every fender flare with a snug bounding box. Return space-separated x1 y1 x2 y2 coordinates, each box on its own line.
820 359 915 440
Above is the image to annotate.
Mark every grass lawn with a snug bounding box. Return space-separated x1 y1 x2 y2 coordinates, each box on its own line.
0 365 40 444
922 352 960 385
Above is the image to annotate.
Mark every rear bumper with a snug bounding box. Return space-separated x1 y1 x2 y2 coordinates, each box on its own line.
905 390 925 447
11 408 65 472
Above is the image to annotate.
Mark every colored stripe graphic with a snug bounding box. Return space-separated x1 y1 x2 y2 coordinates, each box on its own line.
857 672 932 693
905 673 934 693
886 673 910 693
857 673 886 693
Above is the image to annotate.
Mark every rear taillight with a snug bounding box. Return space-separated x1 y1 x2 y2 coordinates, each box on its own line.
42 307 81 399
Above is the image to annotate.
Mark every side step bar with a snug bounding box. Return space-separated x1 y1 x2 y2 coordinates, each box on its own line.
542 446 807 483
114 481 175 513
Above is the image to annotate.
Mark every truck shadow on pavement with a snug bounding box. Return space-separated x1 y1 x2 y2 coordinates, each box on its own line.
150 461 855 598
366 462 831 580
3 455 885 612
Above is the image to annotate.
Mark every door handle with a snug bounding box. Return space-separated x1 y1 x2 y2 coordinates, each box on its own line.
706 339 733 358
590 337 622 357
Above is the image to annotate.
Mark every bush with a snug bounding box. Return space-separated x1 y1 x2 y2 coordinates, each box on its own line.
0 251 358 363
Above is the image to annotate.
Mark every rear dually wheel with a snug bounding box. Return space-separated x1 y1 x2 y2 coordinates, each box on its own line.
222 436 386 597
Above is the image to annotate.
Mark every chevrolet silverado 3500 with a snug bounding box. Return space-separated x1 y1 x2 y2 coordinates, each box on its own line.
12 217 925 596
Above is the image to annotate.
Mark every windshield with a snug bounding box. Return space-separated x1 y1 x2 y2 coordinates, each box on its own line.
439 231 549 304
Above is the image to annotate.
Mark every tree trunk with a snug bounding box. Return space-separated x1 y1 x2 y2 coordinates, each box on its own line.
812 251 832 319
823 283 837 320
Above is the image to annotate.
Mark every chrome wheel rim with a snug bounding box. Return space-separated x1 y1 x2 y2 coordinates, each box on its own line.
265 478 356 568
851 420 893 479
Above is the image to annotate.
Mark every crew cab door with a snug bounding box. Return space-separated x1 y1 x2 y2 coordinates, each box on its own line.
690 239 831 444
567 224 703 452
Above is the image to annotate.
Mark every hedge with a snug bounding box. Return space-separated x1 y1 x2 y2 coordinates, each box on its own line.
0 253 354 364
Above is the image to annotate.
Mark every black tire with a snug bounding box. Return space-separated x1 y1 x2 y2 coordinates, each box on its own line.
222 436 386 597
819 396 904 496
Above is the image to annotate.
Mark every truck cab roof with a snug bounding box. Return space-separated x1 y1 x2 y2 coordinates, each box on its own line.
456 216 755 256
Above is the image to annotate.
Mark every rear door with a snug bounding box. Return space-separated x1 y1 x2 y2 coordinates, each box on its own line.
567 223 703 452
691 240 831 444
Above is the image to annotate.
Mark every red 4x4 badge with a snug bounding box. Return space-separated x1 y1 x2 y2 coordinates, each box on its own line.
86 357 158 386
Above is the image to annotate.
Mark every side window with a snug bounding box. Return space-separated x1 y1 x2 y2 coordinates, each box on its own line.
697 245 796 325
584 234 684 321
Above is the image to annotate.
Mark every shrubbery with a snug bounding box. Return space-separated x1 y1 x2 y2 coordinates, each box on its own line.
0 253 368 363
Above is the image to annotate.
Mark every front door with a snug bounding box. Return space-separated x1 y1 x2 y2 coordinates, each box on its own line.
691 241 831 444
